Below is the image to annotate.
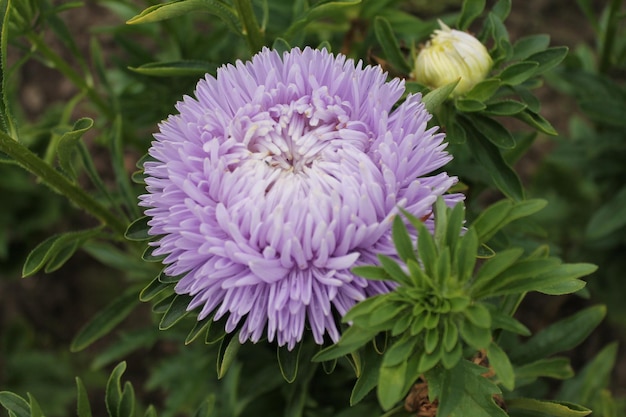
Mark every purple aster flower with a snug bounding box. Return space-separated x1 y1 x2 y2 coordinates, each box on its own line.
140 47 462 350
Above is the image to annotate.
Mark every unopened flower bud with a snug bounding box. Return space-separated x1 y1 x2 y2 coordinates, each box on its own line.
414 21 492 97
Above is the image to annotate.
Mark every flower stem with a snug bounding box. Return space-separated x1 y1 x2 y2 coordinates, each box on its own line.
233 0 264 54
24 31 113 119
0 131 127 236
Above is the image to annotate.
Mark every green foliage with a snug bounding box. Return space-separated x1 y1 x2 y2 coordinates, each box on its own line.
0 0 621 416
314 198 598 412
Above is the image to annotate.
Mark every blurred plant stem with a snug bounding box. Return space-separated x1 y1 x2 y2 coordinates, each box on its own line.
233 0 264 54
0 131 127 236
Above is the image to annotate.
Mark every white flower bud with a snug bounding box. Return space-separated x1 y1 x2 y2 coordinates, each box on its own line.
414 21 492 97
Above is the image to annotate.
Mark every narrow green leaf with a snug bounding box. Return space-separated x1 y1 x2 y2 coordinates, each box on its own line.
159 294 191 330
0 0 18 138
0 392 29 417
377 361 408 411
22 228 102 277
482 100 527 116
465 78 501 102
192 396 216 417
511 34 551 61
515 357 574 382
457 0 486 30
185 315 214 345
487 342 514 390
491 0 511 21
373 16 412 74
579 97 626 128
71 290 139 352
422 79 460 113
118 382 135 417
76 377 93 417
127 0 240 35
139 275 171 302
351 265 389 281
469 115 515 149
128 60 217 77
205 316 227 344
277 342 302 383
471 199 513 243
392 216 417 263
105 362 127 417
142 245 165 262
509 305 606 364
57 117 94 179
377 254 411 286
464 303 491 328
272 37 291 55
417 222 437 277
456 229 478 284
498 61 539 85
26 393 42 417
343 294 387 323
488 307 530 335
350 348 382 405
558 342 618 404
455 99 486 112
125 216 151 241
283 0 362 40
586 186 626 240
527 46 569 75
514 109 558 135
217 333 242 378
464 122 524 201
382 335 418 367
436 361 465 417
459 319 491 349
507 398 591 417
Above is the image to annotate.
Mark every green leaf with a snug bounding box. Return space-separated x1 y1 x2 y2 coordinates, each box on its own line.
498 61 539 85
142 245 165 262
558 342 618 404
377 360 408 411
22 228 102 277
488 307 530 335
469 114 516 149
464 303 492 328
507 399 591 417
586 186 626 241
118 382 135 417
457 0 486 30
491 0 511 21
26 394 43 417
71 290 140 352
392 216 417 263
0 392 29 417
127 0 240 34
283 0 362 40
350 348 382 405
464 122 524 200
91 329 158 369
217 333 242 379
527 46 569 75
509 305 606 364
465 78 501 102
514 109 558 135
459 319 491 349
511 34 551 61
272 37 291 55
343 294 387 323
352 265 388 281
139 275 171 302
383 335 418 367
57 117 94 179
159 294 191 330
487 342 514 390
482 100 527 116
435 361 465 417
76 377 93 417
277 342 302 383
105 362 127 417
373 16 412 74
124 216 152 241
185 315 213 345
313 326 377 362
515 357 574 382
422 79 460 113
128 60 217 77
455 99 486 112
377 254 411 286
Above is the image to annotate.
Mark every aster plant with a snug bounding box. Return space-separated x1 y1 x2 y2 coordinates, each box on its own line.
0 0 619 417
